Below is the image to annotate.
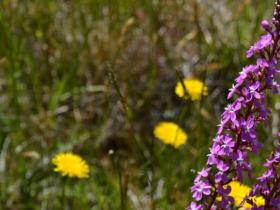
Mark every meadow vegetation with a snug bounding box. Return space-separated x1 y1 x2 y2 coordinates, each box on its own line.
0 0 278 209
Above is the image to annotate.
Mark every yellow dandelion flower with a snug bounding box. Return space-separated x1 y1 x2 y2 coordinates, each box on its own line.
175 78 208 101
153 121 188 148
52 152 89 178
225 181 265 209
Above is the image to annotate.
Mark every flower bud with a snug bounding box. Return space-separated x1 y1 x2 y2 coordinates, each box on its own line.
261 20 271 31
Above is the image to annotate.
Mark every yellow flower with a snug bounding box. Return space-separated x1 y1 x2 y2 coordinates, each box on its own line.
153 122 188 148
52 152 89 178
226 181 265 209
175 79 208 101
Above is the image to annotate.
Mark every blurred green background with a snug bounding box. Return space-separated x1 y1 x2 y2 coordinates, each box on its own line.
0 0 278 209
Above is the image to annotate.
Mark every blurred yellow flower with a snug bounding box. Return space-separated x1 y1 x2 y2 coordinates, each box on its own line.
52 152 89 178
226 181 265 209
175 79 208 101
153 122 188 148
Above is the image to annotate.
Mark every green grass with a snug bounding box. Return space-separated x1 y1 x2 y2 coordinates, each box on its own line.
0 0 278 209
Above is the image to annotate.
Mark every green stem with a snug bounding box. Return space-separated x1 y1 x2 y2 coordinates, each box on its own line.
110 153 126 210
61 177 67 210
117 166 126 210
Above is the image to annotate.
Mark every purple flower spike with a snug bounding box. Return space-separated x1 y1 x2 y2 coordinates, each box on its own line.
187 2 280 209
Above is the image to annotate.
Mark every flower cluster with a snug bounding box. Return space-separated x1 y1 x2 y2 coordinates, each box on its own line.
188 1 280 209
175 78 208 101
153 121 188 148
52 152 90 178
249 141 280 209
